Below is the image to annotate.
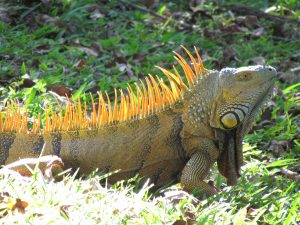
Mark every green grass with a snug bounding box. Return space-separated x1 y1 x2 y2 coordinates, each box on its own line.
0 0 299 224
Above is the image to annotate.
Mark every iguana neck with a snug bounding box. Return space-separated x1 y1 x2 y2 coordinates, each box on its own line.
179 70 219 138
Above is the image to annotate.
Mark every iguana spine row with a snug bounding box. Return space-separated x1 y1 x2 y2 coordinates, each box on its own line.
0 46 205 134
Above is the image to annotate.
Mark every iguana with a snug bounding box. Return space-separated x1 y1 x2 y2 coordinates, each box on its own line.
0 47 277 195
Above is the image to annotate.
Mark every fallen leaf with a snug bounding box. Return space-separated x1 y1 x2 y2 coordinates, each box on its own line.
9 198 29 213
46 84 72 97
0 7 11 23
219 23 242 33
163 190 199 205
251 27 265 38
74 59 85 70
118 63 135 79
172 220 186 225
0 193 28 215
138 0 156 8
235 15 259 28
184 211 197 225
247 207 259 216
44 158 65 182
280 168 300 181
265 6 295 17
105 56 127 68
60 205 71 219
222 45 236 64
278 69 299 84
89 9 104 20
203 28 218 39
21 74 36 88
272 21 286 37
268 140 292 157
247 56 266 65
274 86 287 101
76 46 99 57
4 155 64 181
132 53 147 63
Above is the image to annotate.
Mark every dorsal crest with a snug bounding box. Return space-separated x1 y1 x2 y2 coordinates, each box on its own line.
0 46 206 133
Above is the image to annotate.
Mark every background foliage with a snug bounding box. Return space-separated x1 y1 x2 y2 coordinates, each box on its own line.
0 0 299 224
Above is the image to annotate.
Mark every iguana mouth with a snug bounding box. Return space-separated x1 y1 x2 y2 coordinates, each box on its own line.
216 81 275 186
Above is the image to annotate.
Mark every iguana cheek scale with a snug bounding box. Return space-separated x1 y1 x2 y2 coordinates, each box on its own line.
0 47 277 195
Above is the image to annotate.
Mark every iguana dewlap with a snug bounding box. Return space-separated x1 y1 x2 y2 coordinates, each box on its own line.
0 47 277 195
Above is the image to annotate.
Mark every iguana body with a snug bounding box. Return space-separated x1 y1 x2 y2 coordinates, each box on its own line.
0 47 277 195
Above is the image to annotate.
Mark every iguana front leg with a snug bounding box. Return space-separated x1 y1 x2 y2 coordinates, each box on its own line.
180 151 218 195
180 136 220 195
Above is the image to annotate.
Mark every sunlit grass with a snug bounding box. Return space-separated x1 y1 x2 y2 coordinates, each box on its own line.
0 0 299 224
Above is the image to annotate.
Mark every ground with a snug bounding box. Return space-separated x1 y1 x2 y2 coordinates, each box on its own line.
0 0 299 224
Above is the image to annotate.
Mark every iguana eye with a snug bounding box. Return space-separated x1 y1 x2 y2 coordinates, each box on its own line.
221 112 238 129
220 108 246 129
237 72 252 81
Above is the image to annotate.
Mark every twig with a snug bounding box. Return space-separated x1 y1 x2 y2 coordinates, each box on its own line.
280 168 300 182
119 0 195 30
230 5 300 25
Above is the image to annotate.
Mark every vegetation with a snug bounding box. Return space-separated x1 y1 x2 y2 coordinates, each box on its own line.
0 0 299 224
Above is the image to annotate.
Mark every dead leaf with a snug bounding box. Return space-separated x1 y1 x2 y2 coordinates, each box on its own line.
185 211 197 225
190 0 207 7
138 0 156 8
4 155 64 181
219 23 242 33
0 193 28 215
268 140 292 157
9 198 29 213
189 1 213 20
163 190 199 205
280 168 300 181
222 46 237 64
105 56 127 68
265 6 295 17
60 205 71 219
44 158 65 182
132 53 147 63
86 86 100 94
118 63 135 79
247 207 259 216
21 74 36 88
90 43 101 54
274 86 287 101
76 46 99 57
235 15 259 28
82 178 104 194
74 59 85 70
46 84 72 97
288 108 300 117
172 220 186 225
41 0 51 7
0 7 11 23
272 21 286 37
251 27 265 38
203 28 218 39
278 68 299 84
247 56 266 65
89 9 104 20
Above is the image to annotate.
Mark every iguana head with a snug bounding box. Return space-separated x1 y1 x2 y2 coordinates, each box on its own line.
210 65 277 186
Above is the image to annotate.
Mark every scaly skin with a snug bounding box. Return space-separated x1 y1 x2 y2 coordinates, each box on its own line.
0 54 277 195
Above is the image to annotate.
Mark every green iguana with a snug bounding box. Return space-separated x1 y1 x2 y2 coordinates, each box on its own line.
0 47 277 195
